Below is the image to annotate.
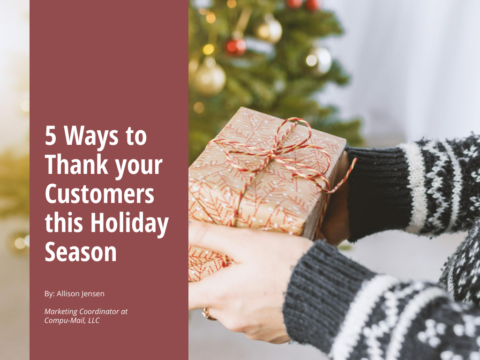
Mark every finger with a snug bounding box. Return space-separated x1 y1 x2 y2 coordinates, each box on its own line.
188 265 231 310
189 220 252 260
189 280 212 310
189 261 240 311
207 307 221 322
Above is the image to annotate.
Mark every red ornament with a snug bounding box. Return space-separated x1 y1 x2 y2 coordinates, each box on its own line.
286 0 302 9
225 38 247 56
305 0 321 11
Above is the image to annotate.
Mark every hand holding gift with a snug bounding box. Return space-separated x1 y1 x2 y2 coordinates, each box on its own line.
188 220 313 343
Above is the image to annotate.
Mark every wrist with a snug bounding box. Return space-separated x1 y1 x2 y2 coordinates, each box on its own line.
346 146 412 241
283 240 376 352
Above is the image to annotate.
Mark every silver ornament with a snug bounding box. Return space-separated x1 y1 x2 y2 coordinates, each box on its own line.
254 14 283 44
306 46 332 75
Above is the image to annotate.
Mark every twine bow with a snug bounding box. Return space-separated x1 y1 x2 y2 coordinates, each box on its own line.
211 117 357 227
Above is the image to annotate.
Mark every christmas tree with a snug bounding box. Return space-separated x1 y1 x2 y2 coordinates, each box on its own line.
0 151 29 219
188 0 363 163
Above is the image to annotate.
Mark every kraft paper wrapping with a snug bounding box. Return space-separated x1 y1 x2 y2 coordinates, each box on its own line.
188 107 346 282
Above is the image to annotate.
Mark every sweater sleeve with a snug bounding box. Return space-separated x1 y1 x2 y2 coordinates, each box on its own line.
346 134 480 241
283 222 480 360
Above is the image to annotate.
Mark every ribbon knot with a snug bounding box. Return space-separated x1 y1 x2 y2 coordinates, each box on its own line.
211 117 356 227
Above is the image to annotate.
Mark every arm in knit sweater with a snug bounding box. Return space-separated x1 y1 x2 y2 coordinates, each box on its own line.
283 134 480 359
346 134 480 241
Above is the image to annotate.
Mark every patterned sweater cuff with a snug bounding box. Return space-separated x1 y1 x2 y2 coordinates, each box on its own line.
346 146 413 241
283 240 376 354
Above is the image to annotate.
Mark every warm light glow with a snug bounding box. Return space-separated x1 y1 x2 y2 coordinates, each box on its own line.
205 57 216 67
206 12 216 24
21 100 30 113
194 102 205 114
257 25 269 39
227 0 237 8
198 8 208 15
203 44 215 56
14 237 26 250
189 58 199 75
306 54 318 67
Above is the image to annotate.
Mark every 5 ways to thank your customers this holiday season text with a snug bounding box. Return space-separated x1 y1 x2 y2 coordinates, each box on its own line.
43 126 169 262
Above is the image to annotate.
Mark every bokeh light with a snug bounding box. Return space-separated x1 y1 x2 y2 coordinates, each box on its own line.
203 44 215 56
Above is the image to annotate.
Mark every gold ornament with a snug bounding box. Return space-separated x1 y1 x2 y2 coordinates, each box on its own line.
306 45 332 75
193 57 226 96
254 14 282 44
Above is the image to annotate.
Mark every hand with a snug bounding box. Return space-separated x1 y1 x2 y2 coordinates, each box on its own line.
188 220 313 344
320 151 351 246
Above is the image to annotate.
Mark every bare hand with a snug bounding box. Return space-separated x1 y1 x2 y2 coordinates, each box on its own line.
188 220 313 344
320 151 351 246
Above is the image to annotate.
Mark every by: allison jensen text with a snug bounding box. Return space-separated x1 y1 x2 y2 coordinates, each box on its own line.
46 291 105 298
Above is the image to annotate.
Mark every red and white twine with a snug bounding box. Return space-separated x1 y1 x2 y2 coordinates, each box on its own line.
210 117 357 228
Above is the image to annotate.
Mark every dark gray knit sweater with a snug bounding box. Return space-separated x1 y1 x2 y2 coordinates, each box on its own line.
283 135 480 360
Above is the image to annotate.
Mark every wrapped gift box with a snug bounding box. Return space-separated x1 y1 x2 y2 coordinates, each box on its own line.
188 107 347 282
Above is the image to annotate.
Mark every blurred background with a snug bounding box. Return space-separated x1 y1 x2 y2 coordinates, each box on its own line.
188 0 480 359
0 0 479 358
0 0 30 358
